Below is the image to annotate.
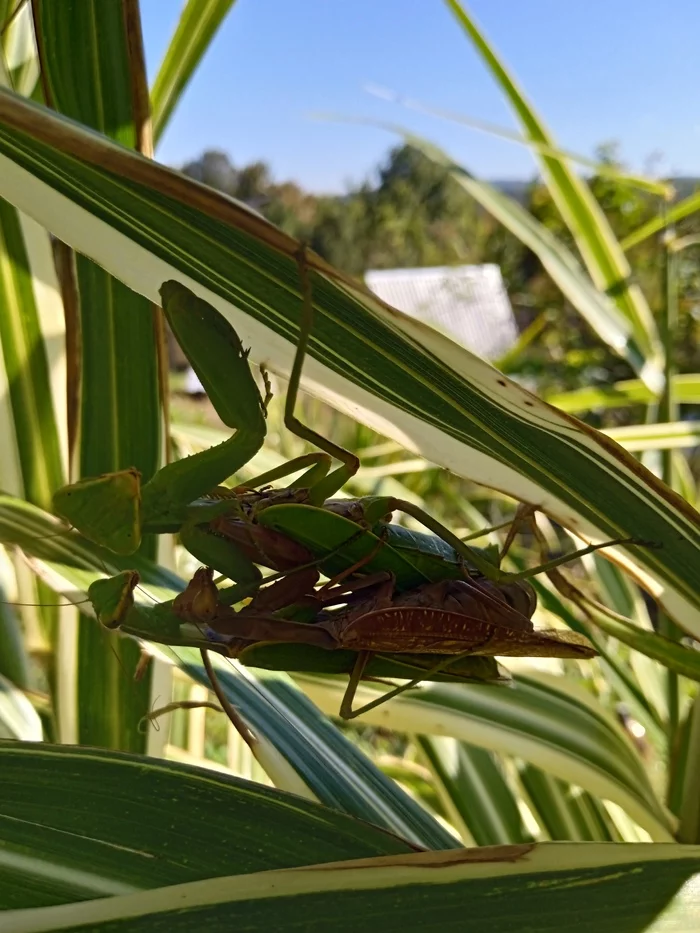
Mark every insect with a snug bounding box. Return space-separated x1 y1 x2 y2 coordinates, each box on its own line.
169 564 596 720
50 253 640 724
86 559 510 693
51 257 631 605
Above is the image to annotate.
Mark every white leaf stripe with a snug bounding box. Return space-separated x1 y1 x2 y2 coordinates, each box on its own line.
299 675 674 840
2 842 698 932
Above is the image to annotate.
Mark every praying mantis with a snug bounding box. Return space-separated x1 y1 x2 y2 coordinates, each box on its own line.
50 254 642 718
171 564 596 719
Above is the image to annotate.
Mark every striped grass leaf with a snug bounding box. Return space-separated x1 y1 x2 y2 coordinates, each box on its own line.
444 0 663 386
170 418 432 501
0 53 66 736
589 553 669 729
297 672 674 840
504 555 667 748
0 741 416 910
668 702 695 821
416 736 534 845
603 421 700 452
1 0 39 97
0 672 42 740
517 763 620 842
32 0 165 751
579 601 700 685
0 90 698 635
367 89 672 198
2 841 699 932
0 50 64 502
335 115 647 378
677 697 700 844
150 0 238 143
0 585 30 689
670 452 697 507
622 190 700 251
168 649 458 850
0 197 65 506
546 374 700 413
0 494 457 850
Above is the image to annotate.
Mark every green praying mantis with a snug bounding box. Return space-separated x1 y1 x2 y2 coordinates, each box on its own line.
50 254 644 718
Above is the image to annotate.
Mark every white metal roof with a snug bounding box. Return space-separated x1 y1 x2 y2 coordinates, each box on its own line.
365 264 518 361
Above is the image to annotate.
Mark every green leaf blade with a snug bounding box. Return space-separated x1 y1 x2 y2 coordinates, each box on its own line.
150 0 237 143
444 0 663 379
0 742 415 910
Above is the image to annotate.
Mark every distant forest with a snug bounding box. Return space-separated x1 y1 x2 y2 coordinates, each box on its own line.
181 144 700 396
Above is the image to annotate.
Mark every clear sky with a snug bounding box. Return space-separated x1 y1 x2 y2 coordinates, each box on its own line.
139 0 700 193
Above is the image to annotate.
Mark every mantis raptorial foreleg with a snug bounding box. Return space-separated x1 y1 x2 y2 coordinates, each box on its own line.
53 283 269 555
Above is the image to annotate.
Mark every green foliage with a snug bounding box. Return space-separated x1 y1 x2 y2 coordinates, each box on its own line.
181 143 700 411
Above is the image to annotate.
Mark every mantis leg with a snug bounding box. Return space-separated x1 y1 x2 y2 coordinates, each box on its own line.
282 248 360 505
498 504 536 560
460 517 518 543
200 649 257 750
495 506 653 582
338 651 374 720
180 522 263 586
503 538 646 581
368 498 647 585
215 525 371 608
339 649 480 721
241 452 332 491
53 282 269 554
141 284 270 526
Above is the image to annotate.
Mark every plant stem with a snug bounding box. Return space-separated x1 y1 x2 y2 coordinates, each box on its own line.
658 219 681 780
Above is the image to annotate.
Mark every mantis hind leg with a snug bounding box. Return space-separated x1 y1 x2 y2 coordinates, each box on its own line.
339 650 481 721
494 507 654 582
283 247 360 505
339 650 374 720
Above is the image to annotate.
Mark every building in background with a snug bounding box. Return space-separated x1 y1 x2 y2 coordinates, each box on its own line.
365 264 518 361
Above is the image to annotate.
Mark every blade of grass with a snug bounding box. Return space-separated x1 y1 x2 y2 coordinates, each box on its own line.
33 0 162 751
444 0 663 387
150 0 237 143
417 736 534 845
0 89 699 631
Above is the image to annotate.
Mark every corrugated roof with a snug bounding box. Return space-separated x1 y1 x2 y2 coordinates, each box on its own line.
365 264 518 360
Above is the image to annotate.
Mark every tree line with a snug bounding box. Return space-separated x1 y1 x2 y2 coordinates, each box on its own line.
181 144 700 402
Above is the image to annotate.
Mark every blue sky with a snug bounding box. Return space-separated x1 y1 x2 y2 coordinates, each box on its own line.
140 0 700 193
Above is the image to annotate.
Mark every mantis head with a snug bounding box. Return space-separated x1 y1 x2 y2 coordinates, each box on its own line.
53 468 142 555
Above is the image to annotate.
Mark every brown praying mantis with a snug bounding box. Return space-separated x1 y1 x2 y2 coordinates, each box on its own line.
167 558 596 720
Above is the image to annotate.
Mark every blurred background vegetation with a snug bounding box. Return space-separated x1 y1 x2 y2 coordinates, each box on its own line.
179 141 700 404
